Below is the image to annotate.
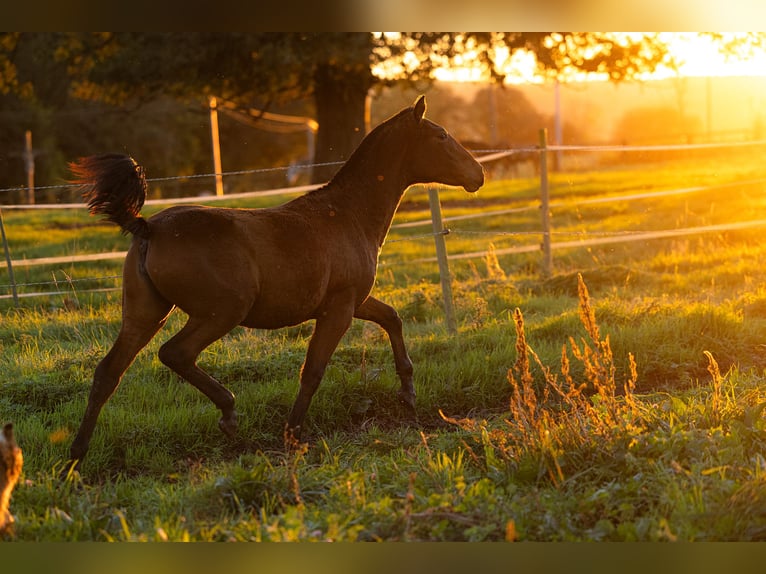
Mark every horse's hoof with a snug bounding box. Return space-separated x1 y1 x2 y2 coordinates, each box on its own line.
397 389 417 412
218 411 238 438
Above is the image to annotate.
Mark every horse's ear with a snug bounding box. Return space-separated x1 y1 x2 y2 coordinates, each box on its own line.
413 95 426 122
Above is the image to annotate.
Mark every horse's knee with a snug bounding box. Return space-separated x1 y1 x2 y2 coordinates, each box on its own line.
159 341 236 415
381 306 404 333
158 342 185 371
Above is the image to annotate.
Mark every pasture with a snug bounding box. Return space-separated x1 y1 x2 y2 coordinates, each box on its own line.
2 148 766 541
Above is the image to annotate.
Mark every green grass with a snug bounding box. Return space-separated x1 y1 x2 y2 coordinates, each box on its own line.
3 150 766 540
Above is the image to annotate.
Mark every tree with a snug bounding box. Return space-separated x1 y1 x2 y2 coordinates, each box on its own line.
312 32 673 181
2 33 676 188
49 33 676 182
0 33 216 198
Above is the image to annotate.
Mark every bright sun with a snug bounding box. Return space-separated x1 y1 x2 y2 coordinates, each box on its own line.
652 32 766 80
429 32 766 84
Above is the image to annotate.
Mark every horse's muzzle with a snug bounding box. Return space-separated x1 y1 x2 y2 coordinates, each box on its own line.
464 167 484 193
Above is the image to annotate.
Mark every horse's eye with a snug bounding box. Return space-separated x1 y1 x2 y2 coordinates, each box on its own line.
438 131 448 141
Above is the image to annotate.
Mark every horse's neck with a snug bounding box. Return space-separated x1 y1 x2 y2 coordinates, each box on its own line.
323 126 412 243
326 156 410 247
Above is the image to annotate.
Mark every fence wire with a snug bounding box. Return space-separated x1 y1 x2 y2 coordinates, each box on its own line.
0 161 345 198
3 140 766 303
3 138 766 201
6 215 766 300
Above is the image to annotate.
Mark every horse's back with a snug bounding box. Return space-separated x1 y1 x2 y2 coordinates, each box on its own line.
140 204 355 326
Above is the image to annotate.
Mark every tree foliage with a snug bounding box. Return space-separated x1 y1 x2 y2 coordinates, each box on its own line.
0 32 689 191
376 33 671 83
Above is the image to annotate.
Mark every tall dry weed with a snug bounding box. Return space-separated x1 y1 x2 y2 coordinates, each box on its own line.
507 307 539 429
447 274 644 486
704 350 723 426
484 243 507 281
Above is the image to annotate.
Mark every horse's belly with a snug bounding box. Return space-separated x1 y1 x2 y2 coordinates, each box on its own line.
237 275 325 328
239 299 318 329
239 271 374 330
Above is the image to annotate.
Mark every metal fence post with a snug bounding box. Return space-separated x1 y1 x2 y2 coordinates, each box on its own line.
539 128 553 278
428 186 457 335
0 209 19 307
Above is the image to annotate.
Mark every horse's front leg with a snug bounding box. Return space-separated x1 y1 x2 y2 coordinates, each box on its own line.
286 299 355 443
354 296 415 412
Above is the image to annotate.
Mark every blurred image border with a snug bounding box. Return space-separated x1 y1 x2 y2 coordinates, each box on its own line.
4 1 766 572
3 542 766 574
4 0 766 31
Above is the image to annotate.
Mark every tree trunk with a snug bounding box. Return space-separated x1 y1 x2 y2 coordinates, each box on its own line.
310 60 374 183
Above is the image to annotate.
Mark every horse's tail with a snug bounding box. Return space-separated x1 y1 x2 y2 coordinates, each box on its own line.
70 153 150 239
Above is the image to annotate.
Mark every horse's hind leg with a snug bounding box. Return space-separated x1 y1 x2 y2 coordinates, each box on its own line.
157 315 242 438
354 296 416 412
69 261 173 470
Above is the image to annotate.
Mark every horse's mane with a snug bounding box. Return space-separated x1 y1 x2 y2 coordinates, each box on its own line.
324 105 415 186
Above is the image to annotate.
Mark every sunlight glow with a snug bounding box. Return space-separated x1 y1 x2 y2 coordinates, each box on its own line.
650 33 766 80
428 33 766 84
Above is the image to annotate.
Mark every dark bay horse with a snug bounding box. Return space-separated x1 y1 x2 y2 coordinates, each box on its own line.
67 96 484 468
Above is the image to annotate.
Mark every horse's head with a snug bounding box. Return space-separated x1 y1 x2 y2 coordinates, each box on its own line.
406 96 484 193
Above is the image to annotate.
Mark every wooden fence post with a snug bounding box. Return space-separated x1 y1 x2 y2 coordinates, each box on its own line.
0 209 19 308
24 130 34 205
428 186 457 335
209 96 224 196
539 128 553 278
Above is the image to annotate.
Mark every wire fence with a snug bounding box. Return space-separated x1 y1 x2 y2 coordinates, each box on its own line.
3 137 766 306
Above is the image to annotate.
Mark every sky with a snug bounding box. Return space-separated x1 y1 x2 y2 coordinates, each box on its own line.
651 33 766 79
432 33 766 84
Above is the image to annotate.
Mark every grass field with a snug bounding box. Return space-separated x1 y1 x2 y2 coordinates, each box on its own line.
2 149 766 541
